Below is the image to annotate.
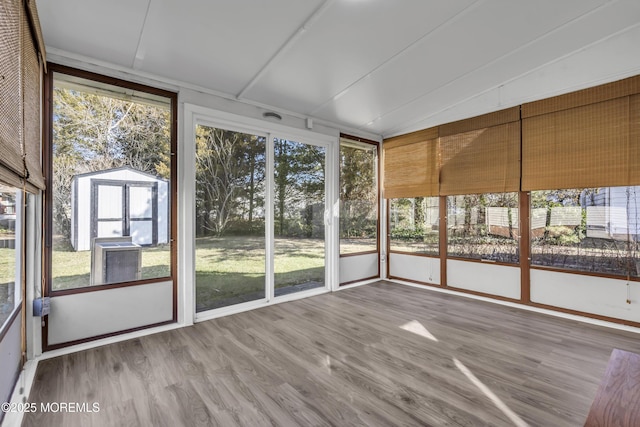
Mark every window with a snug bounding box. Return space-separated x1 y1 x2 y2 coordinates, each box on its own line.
0 187 21 331
531 187 639 278
447 192 519 263
389 197 439 255
49 68 176 291
339 139 378 254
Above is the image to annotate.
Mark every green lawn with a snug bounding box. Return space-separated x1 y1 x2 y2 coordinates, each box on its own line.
49 235 325 311
0 246 17 327
0 247 16 286
196 236 324 311
51 238 170 290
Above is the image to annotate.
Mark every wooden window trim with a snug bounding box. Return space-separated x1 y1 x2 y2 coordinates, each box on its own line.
339 249 378 258
388 250 440 258
445 256 520 268
339 134 381 259
44 64 178 304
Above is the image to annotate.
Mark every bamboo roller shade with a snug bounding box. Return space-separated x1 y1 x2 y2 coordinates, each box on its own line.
439 107 520 137
0 0 46 190
24 0 47 68
383 77 640 197
522 75 640 118
439 121 521 195
0 0 24 186
22 8 45 190
383 127 439 198
522 96 640 191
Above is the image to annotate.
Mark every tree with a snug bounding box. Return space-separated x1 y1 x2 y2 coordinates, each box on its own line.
274 139 325 237
339 145 377 239
52 87 172 241
195 127 265 237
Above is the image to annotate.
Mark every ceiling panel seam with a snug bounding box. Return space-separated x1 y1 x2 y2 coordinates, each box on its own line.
45 46 382 141
132 0 153 70
368 0 624 133
383 21 640 138
308 0 484 116
236 0 336 100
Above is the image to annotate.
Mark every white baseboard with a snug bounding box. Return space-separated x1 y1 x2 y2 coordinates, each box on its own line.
390 279 640 335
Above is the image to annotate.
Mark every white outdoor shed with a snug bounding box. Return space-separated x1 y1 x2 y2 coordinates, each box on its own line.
70 166 169 251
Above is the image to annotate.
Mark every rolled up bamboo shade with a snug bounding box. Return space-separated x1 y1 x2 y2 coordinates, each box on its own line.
24 0 46 67
0 0 45 190
521 75 640 119
439 107 520 196
632 95 640 184
383 128 439 198
522 96 640 191
0 0 24 185
22 7 45 190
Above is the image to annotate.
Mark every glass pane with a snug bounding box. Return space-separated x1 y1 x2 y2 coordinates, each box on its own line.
274 138 325 296
97 221 123 238
195 126 266 311
51 72 172 290
0 188 20 330
339 142 377 254
531 187 640 277
97 185 122 219
447 192 519 263
389 197 439 255
129 186 153 219
130 221 153 245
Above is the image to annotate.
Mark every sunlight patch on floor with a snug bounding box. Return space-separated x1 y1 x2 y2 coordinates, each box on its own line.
324 354 332 375
400 320 439 342
453 357 529 427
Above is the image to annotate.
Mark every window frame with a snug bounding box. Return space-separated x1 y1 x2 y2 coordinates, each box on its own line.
387 196 440 258
338 134 380 258
445 192 520 265
0 187 24 341
529 187 640 282
44 64 178 297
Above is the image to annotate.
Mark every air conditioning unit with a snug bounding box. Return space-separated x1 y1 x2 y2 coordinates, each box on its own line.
90 237 142 285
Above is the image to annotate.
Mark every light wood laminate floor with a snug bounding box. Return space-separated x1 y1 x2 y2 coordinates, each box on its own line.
23 281 640 426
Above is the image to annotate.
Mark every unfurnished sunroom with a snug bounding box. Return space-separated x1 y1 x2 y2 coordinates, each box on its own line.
2 0 640 426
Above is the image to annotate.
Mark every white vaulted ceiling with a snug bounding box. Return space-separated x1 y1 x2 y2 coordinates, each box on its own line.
36 0 640 138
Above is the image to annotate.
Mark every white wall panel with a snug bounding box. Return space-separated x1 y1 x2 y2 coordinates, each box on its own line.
339 253 378 285
0 314 21 403
48 281 173 345
389 253 440 285
447 260 520 300
380 2 640 137
531 269 640 323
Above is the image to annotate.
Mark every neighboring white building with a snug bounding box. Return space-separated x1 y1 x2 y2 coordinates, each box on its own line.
71 166 169 251
583 186 640 241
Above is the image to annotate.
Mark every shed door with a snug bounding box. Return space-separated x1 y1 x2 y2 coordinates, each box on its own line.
91 180 158 246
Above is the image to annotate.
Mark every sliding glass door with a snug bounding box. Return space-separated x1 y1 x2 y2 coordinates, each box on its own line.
195 125 266 311
273 138 326 297
191 111 334 316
